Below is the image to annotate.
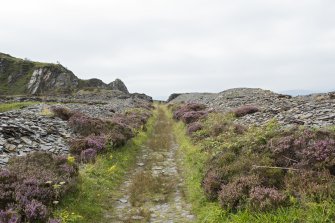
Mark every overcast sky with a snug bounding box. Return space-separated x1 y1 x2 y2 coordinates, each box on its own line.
1 0 335 99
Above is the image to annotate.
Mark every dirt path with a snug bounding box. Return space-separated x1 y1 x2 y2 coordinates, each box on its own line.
104 107 195 223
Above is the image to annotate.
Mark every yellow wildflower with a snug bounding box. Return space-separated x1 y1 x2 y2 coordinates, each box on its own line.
108 165 117 173
67 155 75 165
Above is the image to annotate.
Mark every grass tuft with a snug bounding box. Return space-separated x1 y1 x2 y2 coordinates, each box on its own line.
0 102 40 112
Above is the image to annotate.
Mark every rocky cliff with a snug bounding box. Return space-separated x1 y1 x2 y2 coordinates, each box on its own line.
0 52 130 95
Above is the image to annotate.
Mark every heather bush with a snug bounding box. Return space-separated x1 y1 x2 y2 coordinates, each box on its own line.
204 148 254 175
110 114 129 127
210 120 232 137
211 124 229 137
252 166 285 189
0 152 79 222
70 136 104 155
125 108 151 123
86 135 107 153
249 186 287 211
67 106 150 155
207 152 267 186
202 169 223 200
233 124 247 134
269 129 335 171
51 106 74 121
268 134 297 167
68 106 150 153
80 149 97 163
218 175 260 211
70 112 134 149
108 131 128 148
284 170 335 202
23 199 48 222
112 108 152 131
69 138 88 155
0 170 17 209
68 113 108 136
15 178 54 207
248 154 286 188
0 209 20 223
58 163 78 178
187 122 203 135
233 105 259 117
180 111 208 124
108 119 134 140
8 152 78 182
173 103 207 120
269 129 317 167
302 138 335 168
126 114 148 130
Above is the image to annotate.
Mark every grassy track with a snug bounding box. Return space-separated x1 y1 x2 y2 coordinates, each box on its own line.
107 105 194 222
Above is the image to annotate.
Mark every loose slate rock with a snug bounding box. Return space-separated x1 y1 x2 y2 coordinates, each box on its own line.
21 136 32 145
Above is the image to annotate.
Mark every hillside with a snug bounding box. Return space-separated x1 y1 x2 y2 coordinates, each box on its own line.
0 53 129 95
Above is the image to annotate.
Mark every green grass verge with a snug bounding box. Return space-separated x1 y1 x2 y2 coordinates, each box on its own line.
53 109 158 223
171 110 335 223
0 102 41 112
173 120 225 223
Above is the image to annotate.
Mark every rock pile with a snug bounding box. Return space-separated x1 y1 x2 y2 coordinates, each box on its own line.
0 104 72 166
168 88 335 127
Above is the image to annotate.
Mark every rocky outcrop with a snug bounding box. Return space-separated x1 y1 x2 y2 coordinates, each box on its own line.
0 52 131 95
78 78 129 94
131 93 153 102
79 78 107 89
108 78 129 94
27 65 79 94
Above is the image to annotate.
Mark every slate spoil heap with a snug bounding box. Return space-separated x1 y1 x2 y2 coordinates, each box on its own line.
0 94 152 166
0 104 72 166
168 88 335 127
